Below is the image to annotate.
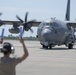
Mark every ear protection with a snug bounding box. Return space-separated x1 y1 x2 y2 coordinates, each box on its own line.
0 42 15 54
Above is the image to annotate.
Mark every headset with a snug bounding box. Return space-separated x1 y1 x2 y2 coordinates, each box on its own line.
0 43 15 54
0 27 23 54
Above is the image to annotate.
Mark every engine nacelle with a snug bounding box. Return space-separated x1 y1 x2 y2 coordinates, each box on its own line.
0 20 4 27
23 23 32 31
9 28 19 34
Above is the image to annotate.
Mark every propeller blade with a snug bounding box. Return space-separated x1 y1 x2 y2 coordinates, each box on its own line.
16 15 24 23
30 28 34 33
25 12 28 22
0 12 2 16
16 12 34 33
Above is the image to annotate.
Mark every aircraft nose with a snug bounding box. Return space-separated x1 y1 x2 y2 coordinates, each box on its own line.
41 28 53 40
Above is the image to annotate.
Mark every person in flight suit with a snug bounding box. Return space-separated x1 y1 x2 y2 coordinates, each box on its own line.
0 38 29 75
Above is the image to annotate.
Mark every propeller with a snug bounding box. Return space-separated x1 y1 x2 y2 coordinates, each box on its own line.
16 12 34 34
0 12 2 16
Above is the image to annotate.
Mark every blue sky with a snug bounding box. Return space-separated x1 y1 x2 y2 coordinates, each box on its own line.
0 0 76 37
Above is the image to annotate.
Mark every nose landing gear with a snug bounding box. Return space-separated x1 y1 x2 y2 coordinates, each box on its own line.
68 43 73 49
42 44 52 49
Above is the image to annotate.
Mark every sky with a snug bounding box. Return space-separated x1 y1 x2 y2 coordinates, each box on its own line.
0 0 76 37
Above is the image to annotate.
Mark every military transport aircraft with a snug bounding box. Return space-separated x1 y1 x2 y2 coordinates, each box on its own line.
0 0 76 49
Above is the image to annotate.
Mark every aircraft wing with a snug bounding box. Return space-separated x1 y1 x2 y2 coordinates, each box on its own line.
0 20 41 27
66 21 76 28
0 20 22 25
31 21 41 27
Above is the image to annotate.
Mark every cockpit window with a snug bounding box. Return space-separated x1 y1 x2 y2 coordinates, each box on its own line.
45 23 52 26
52 22 59 28
38 22 52 29
45 23 50 25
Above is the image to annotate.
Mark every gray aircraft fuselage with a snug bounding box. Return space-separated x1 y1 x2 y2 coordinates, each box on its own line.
37 19 75 49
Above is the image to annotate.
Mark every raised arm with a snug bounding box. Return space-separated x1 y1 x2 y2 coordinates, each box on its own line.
19 38 29 61
0 38 3 44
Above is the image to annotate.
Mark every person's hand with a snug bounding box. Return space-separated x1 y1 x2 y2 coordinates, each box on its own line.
19 38 24 44
0 38 3 44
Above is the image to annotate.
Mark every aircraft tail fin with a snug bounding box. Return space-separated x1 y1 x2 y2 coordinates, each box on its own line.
65 0 70 21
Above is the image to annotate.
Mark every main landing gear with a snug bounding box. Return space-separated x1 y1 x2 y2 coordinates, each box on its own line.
68 43 73 49
42 44 52 49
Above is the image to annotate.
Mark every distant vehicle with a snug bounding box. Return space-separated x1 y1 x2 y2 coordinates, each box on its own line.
0 0 76 49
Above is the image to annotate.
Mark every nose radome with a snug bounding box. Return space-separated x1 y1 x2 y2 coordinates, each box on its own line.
41 29 53 40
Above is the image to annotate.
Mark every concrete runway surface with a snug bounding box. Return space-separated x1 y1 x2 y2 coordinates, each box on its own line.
0 40 76 75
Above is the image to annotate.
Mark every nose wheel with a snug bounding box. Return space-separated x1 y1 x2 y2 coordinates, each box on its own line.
68 43 73 49
42 44 52 49
42 45 48 49
49 44 52 49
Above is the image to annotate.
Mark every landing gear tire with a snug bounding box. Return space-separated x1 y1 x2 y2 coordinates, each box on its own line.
49 44 52 49
68 43 73 49
42 45 48 49
42 45 45 48
45 46 48 49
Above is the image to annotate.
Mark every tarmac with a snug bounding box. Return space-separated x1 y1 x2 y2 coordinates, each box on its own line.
0 40 76 75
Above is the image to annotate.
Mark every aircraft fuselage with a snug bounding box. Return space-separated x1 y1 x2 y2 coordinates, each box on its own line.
37 19 75 49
